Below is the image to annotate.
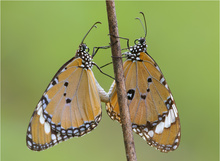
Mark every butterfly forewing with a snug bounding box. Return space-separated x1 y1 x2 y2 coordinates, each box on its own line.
107 48 181 152
27 47 103 151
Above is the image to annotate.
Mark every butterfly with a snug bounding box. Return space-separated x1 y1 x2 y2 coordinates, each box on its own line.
26 22 110 151
106 12 181 153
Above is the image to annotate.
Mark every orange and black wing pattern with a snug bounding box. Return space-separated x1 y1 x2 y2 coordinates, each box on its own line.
106 40 181 152
26 44 103 151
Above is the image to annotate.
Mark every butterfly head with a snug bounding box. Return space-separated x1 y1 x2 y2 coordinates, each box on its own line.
137 37 146 45
123 12 149 62
123 37 147 62
76 43 93 69
75 22 102 70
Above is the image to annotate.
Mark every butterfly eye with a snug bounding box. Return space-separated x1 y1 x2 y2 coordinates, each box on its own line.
139 38 145 44
134 38 145 45
80 44 88 52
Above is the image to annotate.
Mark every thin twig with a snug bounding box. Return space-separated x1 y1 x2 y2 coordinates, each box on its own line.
105 1 137 161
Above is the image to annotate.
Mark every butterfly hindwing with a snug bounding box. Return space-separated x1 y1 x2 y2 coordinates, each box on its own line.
27 46 103 151
107 43 181 152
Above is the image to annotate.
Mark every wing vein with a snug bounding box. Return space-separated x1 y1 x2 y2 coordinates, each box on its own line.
75 71 86 127
44 67 79 104
142 62 166 110
87 72 96 120
142 60 163 75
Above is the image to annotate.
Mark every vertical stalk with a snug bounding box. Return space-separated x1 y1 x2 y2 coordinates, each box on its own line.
105 1 137 161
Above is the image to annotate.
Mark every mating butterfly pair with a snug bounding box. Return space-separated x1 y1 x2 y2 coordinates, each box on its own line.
26 12 180 153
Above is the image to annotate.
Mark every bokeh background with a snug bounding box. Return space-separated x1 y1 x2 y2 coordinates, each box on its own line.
1 1 219 161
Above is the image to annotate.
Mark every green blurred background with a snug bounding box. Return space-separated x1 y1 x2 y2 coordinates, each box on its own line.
1 1 219 161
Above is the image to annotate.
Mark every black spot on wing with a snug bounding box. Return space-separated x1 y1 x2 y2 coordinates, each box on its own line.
127 89 135 100
64 82 69 87
147 77 152 83
66 98 72 104
141 95 146 99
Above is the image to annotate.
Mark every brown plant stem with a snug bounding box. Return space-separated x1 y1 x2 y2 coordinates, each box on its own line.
105 1 137 161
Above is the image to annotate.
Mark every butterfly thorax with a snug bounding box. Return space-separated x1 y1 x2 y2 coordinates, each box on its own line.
76 44 93 70
123 38 148 62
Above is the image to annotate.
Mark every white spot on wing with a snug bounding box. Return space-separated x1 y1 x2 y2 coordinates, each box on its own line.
57 133 62 141
37 101 42 111
51 134 56 140
45 94 51 102
127 93 132 97
144 133 150 139
170 94 174 101
144 128 148 132
155 122 165 134
37 107 45 124
61 68 66 72
38 108 45 125
40 114 45 124
156 66 160 71
37 107 42 116
164 113 171 128
44 122 51 134
28 141 32 146
148 130 154 137
173 145 177 149
47 84 53 91
175 138 179 143
43 104 47 109
172 104 178 117
28 134 32 139
170 109 176 123
160 77 165 83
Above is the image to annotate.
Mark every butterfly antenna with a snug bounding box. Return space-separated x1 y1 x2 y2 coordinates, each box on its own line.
81 22 102 44
135 12 147 38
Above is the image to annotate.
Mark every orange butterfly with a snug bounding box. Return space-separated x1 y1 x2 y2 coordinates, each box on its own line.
26 22 110 151
106 12 181 152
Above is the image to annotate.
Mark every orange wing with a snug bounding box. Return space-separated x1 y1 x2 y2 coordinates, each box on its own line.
106 52 181 152
26 57 102 151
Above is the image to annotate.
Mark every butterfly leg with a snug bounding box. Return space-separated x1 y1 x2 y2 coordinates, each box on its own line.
92 39 119 58
108 34 130 49
99 55 126 69
99 62 113 69
92 45 111 58
92 62 115 80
